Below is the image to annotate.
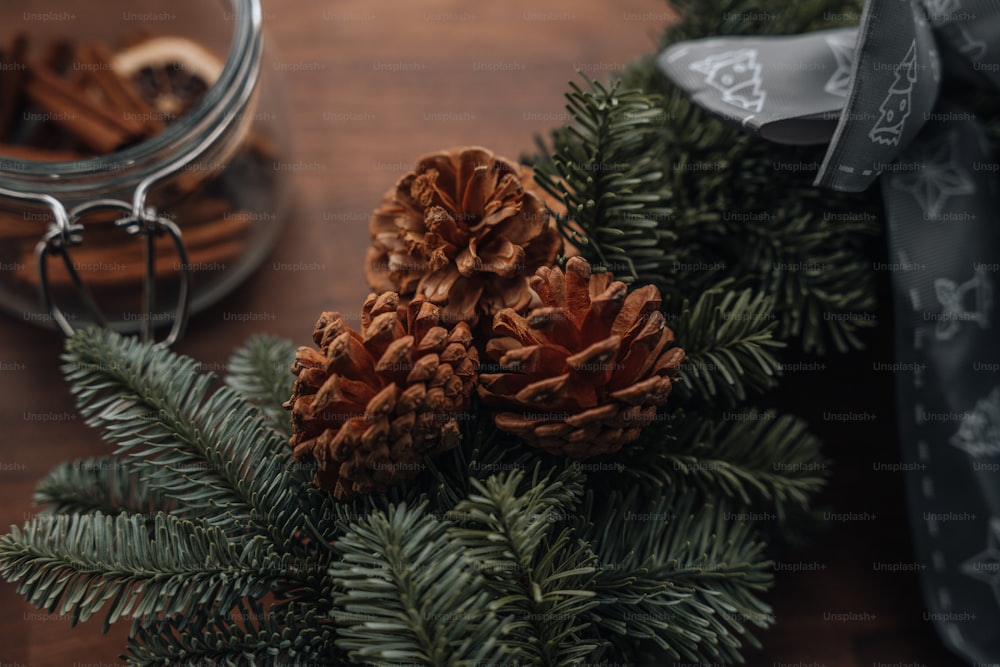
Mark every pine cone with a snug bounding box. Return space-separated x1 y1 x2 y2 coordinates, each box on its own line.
366 146 562 326
478 257 684 458
284 293 479 499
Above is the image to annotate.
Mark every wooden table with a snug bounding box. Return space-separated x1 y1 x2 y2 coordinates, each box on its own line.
0 1 969 665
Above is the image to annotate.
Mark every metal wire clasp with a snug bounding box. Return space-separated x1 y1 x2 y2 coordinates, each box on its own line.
33 196 191 349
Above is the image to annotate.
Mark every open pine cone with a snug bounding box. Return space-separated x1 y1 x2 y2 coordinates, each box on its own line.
284 293 478 499
479 257 684 458
366 146 562 326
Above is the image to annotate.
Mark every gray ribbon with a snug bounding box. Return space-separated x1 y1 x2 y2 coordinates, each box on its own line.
660 0 1000 662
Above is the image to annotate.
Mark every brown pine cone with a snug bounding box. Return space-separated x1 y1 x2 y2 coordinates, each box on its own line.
284 292 479 499
366 146 562 326
478 257 684 458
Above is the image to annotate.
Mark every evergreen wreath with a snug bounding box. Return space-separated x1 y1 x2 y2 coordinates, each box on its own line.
0 1 917 665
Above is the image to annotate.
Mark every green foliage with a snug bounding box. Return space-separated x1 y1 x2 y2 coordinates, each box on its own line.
0 324 813 665
421 407 554 512
332 501 515 667
125 601 336 667
622 408 827 522
671 287 784 406
0 513 280 631
61 328 332 547
531 76 676 289
225 334 297 436
582 489 772 663
34 456 173 518
449 468 599 666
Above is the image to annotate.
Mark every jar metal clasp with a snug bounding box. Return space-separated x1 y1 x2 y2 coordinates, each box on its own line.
32 194 191 349
38 197 191 348
0 182 192 349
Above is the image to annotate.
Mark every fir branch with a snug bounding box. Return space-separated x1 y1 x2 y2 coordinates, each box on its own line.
581 488 773 664
449 468 600 667
532 76 677 288
225 334 297 436
60 329 332 549
624 408 827 521
34 456 174 518
672 288 784 405
722 162 880 354
125 600 338 666
0 513 281 632
332 501 516 667
422 402 555 512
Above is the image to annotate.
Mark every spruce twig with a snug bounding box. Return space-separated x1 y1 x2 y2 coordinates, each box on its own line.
332 501 517 667
225 334 297 436
60 329 333 548
34 456 174 518
672 288 784 405
532 76 677 289
582 488 773 664
0 513 285 632
622 408 828 521
449 468 601 667
125 600 339 666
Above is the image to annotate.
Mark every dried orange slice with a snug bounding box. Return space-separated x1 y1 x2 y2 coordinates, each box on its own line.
111 36 223 121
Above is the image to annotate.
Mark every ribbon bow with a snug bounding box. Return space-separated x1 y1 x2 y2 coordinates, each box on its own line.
660 0 1000 662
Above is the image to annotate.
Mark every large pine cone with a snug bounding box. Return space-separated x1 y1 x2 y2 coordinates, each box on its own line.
366 146 562 326
479 257 684 458
284 293 478 499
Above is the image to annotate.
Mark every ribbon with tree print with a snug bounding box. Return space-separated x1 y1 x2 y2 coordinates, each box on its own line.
659 0 1000 662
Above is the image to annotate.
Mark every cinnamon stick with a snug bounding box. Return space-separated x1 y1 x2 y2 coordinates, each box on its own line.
25 64 145 153
17 226 244 288
79 41 162 135
0 32 28 140
167 197 236 225
0 142 84 162
37 38 74 73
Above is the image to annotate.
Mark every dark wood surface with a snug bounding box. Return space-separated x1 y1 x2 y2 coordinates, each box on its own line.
0 1 969 665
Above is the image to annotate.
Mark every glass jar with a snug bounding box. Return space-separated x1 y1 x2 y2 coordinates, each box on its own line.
0 0 290 344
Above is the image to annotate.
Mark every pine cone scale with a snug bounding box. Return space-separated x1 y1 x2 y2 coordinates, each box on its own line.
610 376 672 405
479 257 683 458
564 403 620 428
328 333 381 387
286 294 479 499
514 373 571 406
654 347 685 374
565 336 621 373
610 319 671 390
459 164 492 218
481 277 535 314
365 385 397 420
527 309 581 350
315 374 375 414
367 146 562 324
612 285 661 338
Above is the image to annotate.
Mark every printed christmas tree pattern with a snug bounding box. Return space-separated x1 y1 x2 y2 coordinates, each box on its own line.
689 48 766 113
869 41 918 147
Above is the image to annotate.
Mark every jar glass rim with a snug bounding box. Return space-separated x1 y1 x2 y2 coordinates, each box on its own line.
0 0 262 193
